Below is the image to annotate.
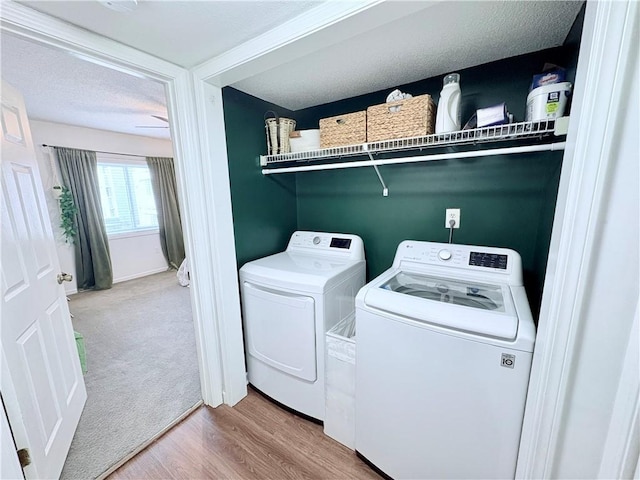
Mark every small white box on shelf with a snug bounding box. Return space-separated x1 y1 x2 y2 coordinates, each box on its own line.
289 129 321 152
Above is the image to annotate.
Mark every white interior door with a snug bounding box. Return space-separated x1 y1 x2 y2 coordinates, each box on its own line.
1 401 23 480
1 79 86 479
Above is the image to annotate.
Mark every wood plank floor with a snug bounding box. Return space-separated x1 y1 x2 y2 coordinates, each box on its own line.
108 388 381 479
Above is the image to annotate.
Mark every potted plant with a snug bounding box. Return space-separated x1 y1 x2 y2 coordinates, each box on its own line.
54 185 78 243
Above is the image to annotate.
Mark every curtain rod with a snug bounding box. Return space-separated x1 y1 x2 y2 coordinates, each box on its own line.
41 144 152 159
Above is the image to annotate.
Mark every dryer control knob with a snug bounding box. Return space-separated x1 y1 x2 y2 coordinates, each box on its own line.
313 236 321 245
438 249 452 261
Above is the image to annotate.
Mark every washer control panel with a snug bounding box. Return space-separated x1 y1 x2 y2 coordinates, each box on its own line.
287 231 365 261
393 240 522 283
469 251 508 270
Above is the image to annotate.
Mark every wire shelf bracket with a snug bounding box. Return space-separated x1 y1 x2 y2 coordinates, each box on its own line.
364 144 389 196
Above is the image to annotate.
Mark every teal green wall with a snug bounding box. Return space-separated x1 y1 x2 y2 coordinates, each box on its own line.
224 31 582 319
295 153 562 318
292 46 578 318
293 47 578 131
223 88 298 267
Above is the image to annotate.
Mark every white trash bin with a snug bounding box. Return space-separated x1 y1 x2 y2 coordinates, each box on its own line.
324 314 356 449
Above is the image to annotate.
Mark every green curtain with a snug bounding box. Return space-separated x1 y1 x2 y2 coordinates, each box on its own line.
146 157 185 270
56 147 113 290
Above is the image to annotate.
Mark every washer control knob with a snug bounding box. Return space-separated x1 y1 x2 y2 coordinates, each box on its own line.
313 236 321 245
438 249 452 261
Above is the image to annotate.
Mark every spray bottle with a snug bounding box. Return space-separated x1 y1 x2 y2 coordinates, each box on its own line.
435 73 462 134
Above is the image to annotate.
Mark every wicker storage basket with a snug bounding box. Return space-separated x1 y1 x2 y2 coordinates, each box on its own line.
265 111 296 155
366 94 436 142
320 111 367 148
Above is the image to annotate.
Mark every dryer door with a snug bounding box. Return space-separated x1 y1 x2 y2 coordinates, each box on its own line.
242 282 317 381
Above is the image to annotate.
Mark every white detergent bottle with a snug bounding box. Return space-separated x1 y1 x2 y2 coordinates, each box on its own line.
435 73 462 134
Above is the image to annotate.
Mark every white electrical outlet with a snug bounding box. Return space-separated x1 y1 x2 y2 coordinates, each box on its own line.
445 208 460 229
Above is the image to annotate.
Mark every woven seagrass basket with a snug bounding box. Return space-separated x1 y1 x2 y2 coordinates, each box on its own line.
265 111 296 155
319 111 367 148
367 94 436 142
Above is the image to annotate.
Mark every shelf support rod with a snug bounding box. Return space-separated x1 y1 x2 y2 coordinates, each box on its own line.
365 146 388 196
262 142 566 175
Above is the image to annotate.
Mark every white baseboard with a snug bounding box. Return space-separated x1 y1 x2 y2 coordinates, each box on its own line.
113 266 170 284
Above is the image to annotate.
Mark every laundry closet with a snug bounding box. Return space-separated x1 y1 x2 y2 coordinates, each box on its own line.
225 5 585 321
214 1 637 478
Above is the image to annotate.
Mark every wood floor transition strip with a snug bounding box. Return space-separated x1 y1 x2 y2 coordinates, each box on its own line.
99 400 204 480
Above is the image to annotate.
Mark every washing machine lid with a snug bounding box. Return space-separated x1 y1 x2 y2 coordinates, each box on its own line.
381 272 506 311
240 251 363 293
363 269 518 340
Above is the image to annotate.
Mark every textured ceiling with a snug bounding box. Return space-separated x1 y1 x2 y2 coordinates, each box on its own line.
1 0 583 139
236 1 584 110
17 0 324 68
1 33 171 139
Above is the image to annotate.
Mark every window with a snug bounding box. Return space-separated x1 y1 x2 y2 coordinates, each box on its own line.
96 155 158 235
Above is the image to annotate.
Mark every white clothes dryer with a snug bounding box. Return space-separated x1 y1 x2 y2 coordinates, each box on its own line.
239 231 365 421
355 240 536 479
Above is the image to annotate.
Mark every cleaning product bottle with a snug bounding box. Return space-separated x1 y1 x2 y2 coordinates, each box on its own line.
435 73 461 134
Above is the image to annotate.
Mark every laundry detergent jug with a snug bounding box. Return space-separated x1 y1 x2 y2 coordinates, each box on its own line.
435 73 461 134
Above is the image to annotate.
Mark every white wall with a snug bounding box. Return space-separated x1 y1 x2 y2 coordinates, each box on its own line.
108 231 168 284
31 120 174 293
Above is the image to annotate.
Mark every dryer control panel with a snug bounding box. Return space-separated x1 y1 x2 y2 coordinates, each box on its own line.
287 231 365 261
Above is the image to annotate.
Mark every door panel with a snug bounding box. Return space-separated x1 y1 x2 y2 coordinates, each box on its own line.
47 303 77 398
243 281 317 381
13 165 52 272
1 79 86 479
1 197 28 298
18 325 62 443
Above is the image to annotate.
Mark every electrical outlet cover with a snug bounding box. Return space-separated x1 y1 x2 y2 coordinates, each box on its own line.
445 208 461 228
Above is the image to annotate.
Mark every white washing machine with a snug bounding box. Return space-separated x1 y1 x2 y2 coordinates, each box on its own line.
239 231 365 421
355 240 536 479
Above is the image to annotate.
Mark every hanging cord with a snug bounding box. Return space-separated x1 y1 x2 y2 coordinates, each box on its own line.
448 219 455 244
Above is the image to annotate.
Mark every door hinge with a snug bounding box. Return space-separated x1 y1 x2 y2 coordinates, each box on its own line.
17 448 31 468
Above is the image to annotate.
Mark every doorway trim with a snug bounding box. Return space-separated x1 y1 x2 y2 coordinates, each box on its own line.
514 0 639 476
0 2 227 407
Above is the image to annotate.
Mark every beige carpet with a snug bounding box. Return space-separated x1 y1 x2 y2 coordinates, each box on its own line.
61 270 201 480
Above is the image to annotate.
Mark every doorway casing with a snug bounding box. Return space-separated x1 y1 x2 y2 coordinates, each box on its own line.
0 1 241 409
2 0 638 477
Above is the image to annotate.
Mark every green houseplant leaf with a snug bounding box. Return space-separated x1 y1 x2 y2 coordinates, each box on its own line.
56 185 78 243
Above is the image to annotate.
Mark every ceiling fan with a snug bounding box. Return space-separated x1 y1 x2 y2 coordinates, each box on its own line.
136 115 169 129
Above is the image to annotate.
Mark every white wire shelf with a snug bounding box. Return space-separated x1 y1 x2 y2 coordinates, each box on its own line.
260 118 564 167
